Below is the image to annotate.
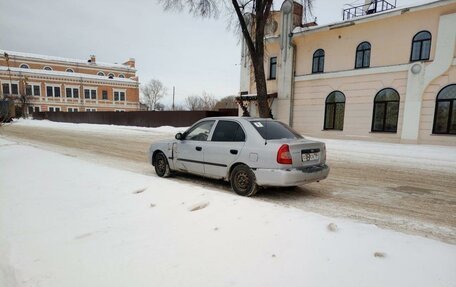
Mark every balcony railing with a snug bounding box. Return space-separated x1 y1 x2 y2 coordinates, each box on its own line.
343 0 397 20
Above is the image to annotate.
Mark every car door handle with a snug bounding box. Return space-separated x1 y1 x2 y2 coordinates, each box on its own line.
195 146 202 151
230 149 238 155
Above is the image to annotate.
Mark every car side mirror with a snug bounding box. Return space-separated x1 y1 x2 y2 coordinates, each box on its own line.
175 133 183 140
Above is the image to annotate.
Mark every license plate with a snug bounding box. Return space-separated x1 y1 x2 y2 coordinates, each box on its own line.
302 152 320 162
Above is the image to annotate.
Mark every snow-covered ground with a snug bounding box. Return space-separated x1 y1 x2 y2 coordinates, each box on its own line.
1 136 455 287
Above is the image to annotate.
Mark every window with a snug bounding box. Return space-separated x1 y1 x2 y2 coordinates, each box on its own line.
372 88 400 132
312 49 325 73
269 57 277 80
115 109 125 112
97 71 105 76
65 87 79 98
108 73 115 79
250 120 303 140
43 66 53 71
20 63 29 69
102 90 108 100
114 90 126 101
432 84 456 134
211 121 246 142
324 91 345 130
48 107 61 112
184 121 215 141
2 83 19 95
118 74 125 78
28 106 41 114
355 41 371 69
68 107 79 112
46 85 61 97
26 84 41 96
66 68 74 73
411 31 431 62
84 88 97 99
85 108 97 112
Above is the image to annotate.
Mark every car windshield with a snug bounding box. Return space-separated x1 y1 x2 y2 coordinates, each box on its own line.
249 120 303 140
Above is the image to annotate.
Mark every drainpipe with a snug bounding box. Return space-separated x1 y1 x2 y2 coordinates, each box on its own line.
289 40 297 127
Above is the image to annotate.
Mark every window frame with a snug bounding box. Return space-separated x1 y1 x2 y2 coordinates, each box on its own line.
354 41 371 69
45 84 61 98
323 91 346 131
43 66 53 71
183 120 216 141
97 71 105 76
2 81 20 96
65 85 79 98
68 107 79 112
371 88 400 133
210 120 246 142
432 84 456 135
113 89 126 102
102 90 108 100
312 49 325 74
269 56 277 80
19 63 30 69
66 68 74 73
83 87 97 100
85 108 97 112
48 106 61 112
410 30 432 62
26 83 41 97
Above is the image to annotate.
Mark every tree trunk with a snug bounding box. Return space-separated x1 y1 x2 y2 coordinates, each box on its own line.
252 50 270 118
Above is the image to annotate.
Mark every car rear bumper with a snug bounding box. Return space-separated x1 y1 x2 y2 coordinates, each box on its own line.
253 164 330 187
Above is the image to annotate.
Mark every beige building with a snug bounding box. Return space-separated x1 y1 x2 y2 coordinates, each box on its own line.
0 50 140 113
240 0 456 145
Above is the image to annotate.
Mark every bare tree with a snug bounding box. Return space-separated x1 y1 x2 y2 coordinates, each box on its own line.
184 92 217 111
141 79 167 111
160 0 312 118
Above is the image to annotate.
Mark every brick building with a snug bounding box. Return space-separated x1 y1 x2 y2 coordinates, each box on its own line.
0 50 140 113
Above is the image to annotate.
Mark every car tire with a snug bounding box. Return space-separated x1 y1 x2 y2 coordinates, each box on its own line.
154 152 171 177
230 164 259 197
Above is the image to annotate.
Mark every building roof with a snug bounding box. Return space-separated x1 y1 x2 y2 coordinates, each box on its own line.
0 66 139 86
293 0 456 35
0 49 136 72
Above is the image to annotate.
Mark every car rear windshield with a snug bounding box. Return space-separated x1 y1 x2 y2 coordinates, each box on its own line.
249 120 303 140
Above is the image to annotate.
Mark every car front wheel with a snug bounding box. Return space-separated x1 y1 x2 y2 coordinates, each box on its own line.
230 164 259 197
154 152 171 177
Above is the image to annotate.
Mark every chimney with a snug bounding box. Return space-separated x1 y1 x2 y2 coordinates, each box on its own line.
89 55 96 63
123 58 135 68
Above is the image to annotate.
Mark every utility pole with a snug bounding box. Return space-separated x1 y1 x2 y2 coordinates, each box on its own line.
172 86 175 111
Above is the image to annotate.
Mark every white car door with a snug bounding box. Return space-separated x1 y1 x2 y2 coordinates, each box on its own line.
175 120 215 175
203 120 246 179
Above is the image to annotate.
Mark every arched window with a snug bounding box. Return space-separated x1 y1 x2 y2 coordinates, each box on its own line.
355 41 371 69
411 31 431 62
433 84 456 134
97 71 105 76
324 91 345 130
107 73 115 79
43 66 53 71
20 63 29 69
118 74 125 78
312 49 325 74
66 68 74 73
372 88 400 132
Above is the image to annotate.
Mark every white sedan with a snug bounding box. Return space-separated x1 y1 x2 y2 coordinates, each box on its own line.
148 117 329 196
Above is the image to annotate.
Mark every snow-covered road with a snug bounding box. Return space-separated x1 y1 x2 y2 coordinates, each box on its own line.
2 119 455 244
1 137 455 287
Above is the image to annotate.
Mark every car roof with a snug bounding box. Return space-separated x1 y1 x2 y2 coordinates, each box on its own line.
201 116 276 122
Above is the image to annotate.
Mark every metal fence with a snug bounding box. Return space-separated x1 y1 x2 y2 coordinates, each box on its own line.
32 109 239 127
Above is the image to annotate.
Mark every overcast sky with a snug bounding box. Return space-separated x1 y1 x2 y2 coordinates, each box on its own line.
0 0 417 106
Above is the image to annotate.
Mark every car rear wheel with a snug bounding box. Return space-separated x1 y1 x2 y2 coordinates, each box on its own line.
155 152 171 177
230 164 259 197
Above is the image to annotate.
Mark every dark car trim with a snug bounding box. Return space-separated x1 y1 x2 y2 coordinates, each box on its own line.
177 158 227 168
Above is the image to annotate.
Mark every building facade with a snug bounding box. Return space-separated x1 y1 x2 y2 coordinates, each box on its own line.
240 0 456 145
0 50 140 113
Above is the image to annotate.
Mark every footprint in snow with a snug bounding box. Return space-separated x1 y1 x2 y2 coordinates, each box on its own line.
374 252 386 258
133 187 147 194
327 223 338 232
188 201 210 212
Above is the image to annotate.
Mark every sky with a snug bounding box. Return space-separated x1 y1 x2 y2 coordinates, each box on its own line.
0 0 418 106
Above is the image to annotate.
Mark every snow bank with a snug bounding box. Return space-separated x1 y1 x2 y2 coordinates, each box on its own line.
0 138 455 287
12 118 188 136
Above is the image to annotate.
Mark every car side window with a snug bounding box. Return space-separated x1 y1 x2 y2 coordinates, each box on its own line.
211 120 246 142
184 120 215 141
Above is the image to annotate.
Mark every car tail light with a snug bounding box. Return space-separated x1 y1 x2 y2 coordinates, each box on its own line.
277 144 292 164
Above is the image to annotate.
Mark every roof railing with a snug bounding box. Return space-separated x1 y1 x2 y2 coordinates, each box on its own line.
343 0 397 20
